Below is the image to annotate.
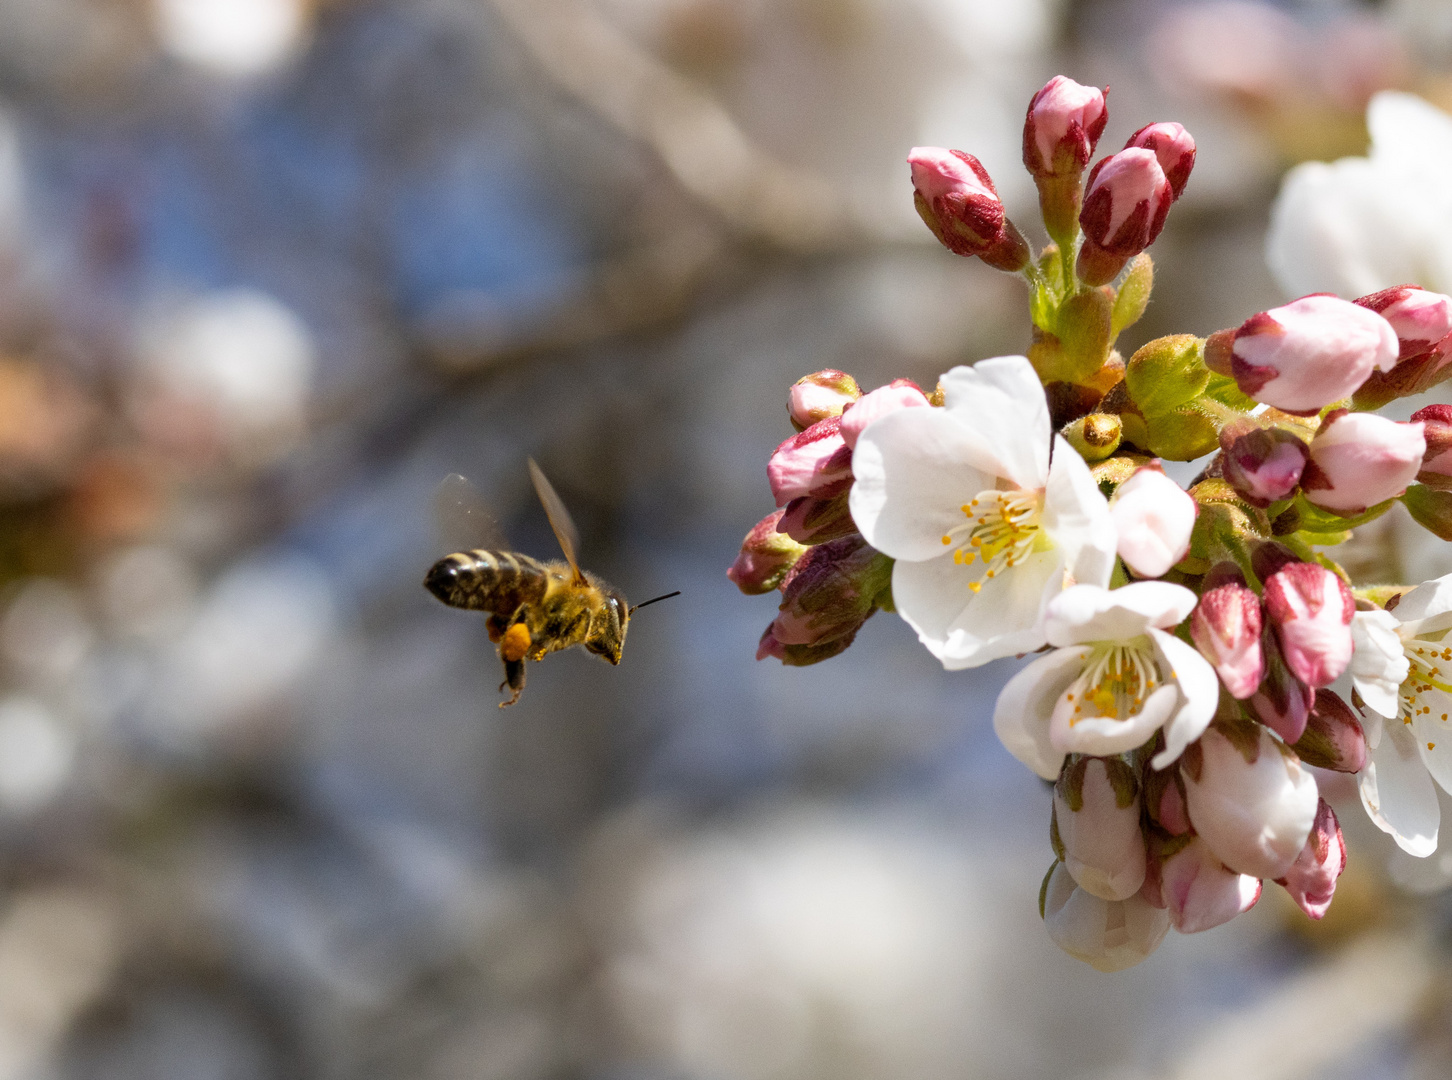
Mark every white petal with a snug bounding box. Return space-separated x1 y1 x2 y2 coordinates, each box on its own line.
1042 863 1169 973
1149 629 1220 769
1041 437 1117 590
1412 690 1452 794
1385 572 1452 625
1360 721 1440 857
1051 683 1178 758
1350 609 1407 718
939 356 1050 489
1044 581 1197 648
891 548 1059 669
993 647 1086 779
1369 92 1452 175
848 407 995 562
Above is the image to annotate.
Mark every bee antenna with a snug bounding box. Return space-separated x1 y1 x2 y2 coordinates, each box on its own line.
629 591 681 615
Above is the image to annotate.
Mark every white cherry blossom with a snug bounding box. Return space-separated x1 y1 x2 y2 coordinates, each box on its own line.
992 582 1219 779
1350 574 1452 857
849 355 1116 669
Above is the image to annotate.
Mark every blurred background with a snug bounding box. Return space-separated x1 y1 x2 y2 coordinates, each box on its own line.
0 0 1451 1077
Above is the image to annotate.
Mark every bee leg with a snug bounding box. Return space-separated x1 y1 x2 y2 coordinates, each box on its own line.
485 614 508 643
499 658 525 707
497 623 532 707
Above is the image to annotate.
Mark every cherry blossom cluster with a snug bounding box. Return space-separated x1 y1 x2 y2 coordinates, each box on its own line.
728 75 1452 971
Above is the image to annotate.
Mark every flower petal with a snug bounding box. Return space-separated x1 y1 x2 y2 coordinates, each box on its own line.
891 548 1061 669
1150 629 1220 769
1044 581 1197 647
993 647 1087 779
1051 682 1178 758
939 356 1050 489
1350 609 1407 718
1359 720 1440 857
1412 689 1452 794
1042 437 1117 590
1386 572 1452 625
848 407 995 561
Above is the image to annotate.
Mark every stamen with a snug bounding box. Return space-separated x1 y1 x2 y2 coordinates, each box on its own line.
944 489 1044 596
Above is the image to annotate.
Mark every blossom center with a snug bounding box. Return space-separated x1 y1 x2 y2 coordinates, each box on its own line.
1400 637 1452 725
942 489 1045 593
1065 637 1158 723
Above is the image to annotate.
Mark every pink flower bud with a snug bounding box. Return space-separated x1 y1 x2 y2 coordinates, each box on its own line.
1218 421 1309 508
1076 149 1173 286
1262 561 1355 688
838 380 930 450
1054 757 1145 901
1181 718 1319 880
767 417 852 507
1411 403 1452 488
777 491 856 545
788 369 860 431
1041 862 1169 972
727 510 807 595
1247 625 1314 743
1290 689 1368 773
1190 575 1264 699
1159 835 1261 934
1143 766 1190 836
1355 285 1452 361
1302 410 1425 515
768 535 890 649
1125 122 1196 199
1220 295 1399 414
909 148 1029 271
1022 76 1108 179
755 624 854 666
1108 464 1196 578
1275 799 1345 920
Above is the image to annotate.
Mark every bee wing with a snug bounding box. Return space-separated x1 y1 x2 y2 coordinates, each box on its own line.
434 473 508 553
528 458 584 582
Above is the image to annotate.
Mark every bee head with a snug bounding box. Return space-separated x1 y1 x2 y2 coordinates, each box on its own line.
585 588 629 665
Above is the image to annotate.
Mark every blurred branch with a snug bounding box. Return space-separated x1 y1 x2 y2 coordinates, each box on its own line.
487 0 885 252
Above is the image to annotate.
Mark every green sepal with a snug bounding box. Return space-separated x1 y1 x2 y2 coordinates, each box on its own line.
1203 373 1257 411
1039 861 1058 920
1110 253 1153 338
1126 334 1209 416
1402 485 1452 541
1293 493 1395 534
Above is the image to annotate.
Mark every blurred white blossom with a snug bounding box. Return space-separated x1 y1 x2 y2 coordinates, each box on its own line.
152 0 308 76
1267 92 1452 298
0 697 76 811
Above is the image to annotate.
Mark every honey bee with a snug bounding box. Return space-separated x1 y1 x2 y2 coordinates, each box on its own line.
423 460 678 707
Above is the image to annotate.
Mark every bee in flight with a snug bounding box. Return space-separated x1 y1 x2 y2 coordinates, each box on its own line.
423 460 678 707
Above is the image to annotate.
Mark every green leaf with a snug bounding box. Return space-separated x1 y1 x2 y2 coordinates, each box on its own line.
1110 253 1153 338
1203 373 1257 411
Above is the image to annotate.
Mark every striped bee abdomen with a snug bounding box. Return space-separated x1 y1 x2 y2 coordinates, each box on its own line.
424 549 552 614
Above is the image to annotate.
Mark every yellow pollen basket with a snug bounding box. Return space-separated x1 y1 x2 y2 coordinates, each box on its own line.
945 490 1044 594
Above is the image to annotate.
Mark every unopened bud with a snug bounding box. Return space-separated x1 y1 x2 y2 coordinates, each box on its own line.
1054 757 1145 901
1402 483 1452 541
756 624 855 666
1222 295 1399 414
1143 763 1191 835
1040 862 1169 972
777 491 856 545
838 379 930 450
1302 410 1425 515
1352 344 1452 410
1355 285 1452 361
1218 420 1309 508
1190 569 1264 699
1023 76 1108 180
767 417 853 507
1125 334 1209 416
728 510 808 595
1109 464 1196 578
767 535 890 650
1275 799 1346 920
1125 122 1196 199
788 369 860 431
1159 834 1261 934
1181 717 1319 880
1076 149 1174 287
909 148 1030 271
1411 404 1452 489
1062 413 1122 462
1262 560 1355 688
1247 624 1315 742
1291 689 1367 773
